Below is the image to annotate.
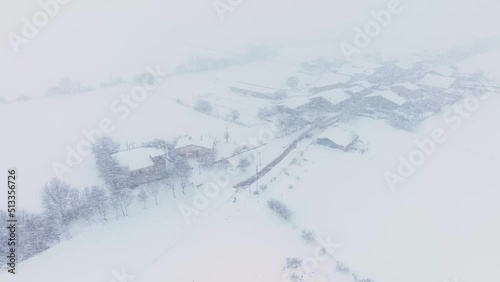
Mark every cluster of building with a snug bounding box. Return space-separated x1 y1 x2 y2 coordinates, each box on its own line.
104 56 499 185
109 135 216 186
229 56 498 151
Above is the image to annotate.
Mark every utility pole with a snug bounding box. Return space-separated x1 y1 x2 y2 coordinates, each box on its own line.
255 165 259 193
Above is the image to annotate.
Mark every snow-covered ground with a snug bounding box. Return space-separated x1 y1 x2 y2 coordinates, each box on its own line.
1 41 500 282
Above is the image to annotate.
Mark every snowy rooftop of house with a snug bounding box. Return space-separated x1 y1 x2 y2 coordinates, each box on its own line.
431 65 455 77
294 71 320 86
281 96 311 109
481 80 500 88
397 82 420 91
418 74 456 89
112 147 165 171
366 90 406 106
347 85 365 93
311 89 351 105
318 126 357 147
355 81 375 88
174 135 215 150
316 73 350 87
232 81 283 94
337 62 379 76
394 60 415 70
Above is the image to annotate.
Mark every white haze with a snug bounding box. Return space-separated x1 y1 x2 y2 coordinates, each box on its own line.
1 0 500 99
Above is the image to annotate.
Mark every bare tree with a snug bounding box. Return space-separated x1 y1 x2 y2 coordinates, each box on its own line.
174 158 192 195
90 186 109 221
40 178 80 225
138 189 148 209
162 175 177 198
79 187 94 225
230 110 240 122
108 188 134 216
145 181 161 205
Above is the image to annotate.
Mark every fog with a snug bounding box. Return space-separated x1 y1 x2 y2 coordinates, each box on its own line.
1 0 499 100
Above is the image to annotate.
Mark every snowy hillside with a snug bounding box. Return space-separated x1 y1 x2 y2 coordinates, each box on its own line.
2 1 500 281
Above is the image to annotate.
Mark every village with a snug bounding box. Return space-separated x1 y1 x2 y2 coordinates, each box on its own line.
106 54 499 194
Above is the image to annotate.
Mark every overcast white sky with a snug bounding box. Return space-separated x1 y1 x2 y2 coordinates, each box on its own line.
1 0 500 99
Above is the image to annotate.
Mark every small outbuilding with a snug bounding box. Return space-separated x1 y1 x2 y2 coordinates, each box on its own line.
111 147 167 186
317 127 359 152
173 135 215 158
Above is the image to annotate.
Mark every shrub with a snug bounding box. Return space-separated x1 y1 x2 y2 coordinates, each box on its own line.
267 199 292 220
336 261 350 273
285 257 302 269
16 95 32 102
301 230 315 244
195 100 213 114
237 157 251 172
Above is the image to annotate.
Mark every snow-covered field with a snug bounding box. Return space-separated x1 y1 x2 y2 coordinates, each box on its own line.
1 55 500 282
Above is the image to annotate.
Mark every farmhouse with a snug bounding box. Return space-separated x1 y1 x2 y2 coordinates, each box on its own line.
418 74 456 89
231 81 286 100
363 90 406 111
280 96 312 111
317 126 359 152
394 60 415 70
337 61 380 76
391 82 423 100
111 147 167 186
430 65 456 77
173 135 215 158
311 73 350 93
310 89 352 111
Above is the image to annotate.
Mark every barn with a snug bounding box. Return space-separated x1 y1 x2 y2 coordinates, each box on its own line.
173 135 215 158
317 126 359 152
111 147 168 186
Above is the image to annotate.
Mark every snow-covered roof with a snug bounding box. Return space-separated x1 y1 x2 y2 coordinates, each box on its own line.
338 63 377 76
351 60 382 70
418 74 456 89
394 60 415 70
431 65 455 77
316 73 351 87
232 82 283 94
175 135 215 150
347 86 365 93
281 96 311 109
355 81 375 88
397 82 420 91
311 89 351 105
318 126 357 147
112 147 165 171
366 90 406 106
